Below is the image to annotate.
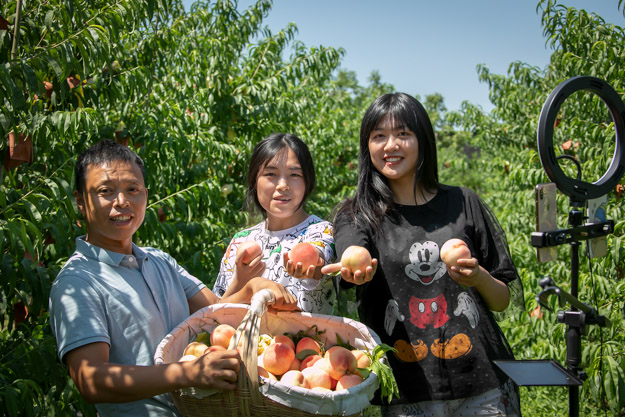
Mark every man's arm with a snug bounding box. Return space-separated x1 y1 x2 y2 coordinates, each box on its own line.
65 342 240 404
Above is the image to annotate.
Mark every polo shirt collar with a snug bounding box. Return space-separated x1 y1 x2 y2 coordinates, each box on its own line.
74 236 148 267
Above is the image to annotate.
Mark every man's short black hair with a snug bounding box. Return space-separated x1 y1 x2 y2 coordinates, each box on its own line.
75 140 145 194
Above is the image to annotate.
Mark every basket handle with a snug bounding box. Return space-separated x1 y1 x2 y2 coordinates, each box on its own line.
227 289 275 415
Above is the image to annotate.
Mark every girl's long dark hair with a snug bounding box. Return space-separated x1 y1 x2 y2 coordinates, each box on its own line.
336 93 439 234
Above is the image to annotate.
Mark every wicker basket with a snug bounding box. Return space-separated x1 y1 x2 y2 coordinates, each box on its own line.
154 290 381 417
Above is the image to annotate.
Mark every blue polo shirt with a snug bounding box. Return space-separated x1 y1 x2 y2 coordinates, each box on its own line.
49 237 205 417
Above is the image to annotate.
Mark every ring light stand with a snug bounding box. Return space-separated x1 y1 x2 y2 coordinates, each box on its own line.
495 76 625 417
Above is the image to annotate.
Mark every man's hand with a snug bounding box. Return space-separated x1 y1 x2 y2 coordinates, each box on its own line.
184 350 240 391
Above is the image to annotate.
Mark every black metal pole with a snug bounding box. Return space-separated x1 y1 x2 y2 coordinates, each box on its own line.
567 240 580 417
567 203 583 417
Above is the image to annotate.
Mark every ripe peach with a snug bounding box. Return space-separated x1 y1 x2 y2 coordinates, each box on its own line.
341 246 372 274
324 346 357 380
237 241 262 264
207 345 226 353
301 366 331 389
273 334 295 351
258 366 277 380
183 342 209 357
300 354 323 370
210 324 236 349
279 370 309 388
288 242 320 270
311 386 332 393
296 337 322 355
336 374 364 390
289 358 302 371
440 238 471 267
262 342 295 376
179 354 198 362
351 349 372 368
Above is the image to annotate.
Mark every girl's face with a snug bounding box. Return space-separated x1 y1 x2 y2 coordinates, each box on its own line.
256 147 308 230
368 114 419 189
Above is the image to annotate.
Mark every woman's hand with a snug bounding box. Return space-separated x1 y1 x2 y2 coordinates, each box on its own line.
320 248 377 285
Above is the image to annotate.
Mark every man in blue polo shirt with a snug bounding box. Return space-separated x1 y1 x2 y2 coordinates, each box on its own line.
49 140 297 416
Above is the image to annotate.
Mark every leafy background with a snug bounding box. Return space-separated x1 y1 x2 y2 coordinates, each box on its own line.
1 0 624 415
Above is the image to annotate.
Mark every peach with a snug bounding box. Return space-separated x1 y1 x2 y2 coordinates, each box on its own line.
258 366 277 380
237 241 262 264
262 342 295 376
324 346 357 380
207 345 226 353
210 323 236 349
179 354 198 362
273 334 295 351
351 349 372 368
288 242 320 270
301 366 331 389
279 370 309 388
289 357 302 371
300 354 323 370
440 238 471 267
311 386 332 393
183 342 209 357
296 337 322 355
341 246 372 274
335 374 364 390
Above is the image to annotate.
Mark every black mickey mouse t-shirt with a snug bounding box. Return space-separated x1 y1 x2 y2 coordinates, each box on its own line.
335 185 518 405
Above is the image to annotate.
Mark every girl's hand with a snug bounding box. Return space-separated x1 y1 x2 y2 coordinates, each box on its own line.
283 251 325 279
446 257 482 287
234 244 266 285
247 277 298 311
320 258 378 285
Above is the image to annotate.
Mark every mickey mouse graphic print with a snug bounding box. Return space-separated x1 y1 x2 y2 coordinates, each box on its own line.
334 185 521 406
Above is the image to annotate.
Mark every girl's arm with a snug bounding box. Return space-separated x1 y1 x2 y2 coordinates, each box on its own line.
447 259 510 311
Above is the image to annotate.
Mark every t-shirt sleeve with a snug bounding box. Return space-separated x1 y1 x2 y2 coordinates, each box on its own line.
213 237 236 297
164 251 206 299
466 189 519 285
49 274 110 363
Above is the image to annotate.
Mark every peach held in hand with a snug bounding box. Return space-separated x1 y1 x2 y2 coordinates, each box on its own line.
237 241 262 264
440 238 471 267
288 242 321 270
341 246 372 273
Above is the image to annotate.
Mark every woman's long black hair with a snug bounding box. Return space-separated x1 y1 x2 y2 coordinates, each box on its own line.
336 92 439 234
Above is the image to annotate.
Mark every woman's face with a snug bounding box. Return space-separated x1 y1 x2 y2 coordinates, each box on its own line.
256 147 308 230
368 114 419 188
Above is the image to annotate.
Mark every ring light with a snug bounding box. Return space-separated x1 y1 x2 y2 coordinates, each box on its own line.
537 76 625 201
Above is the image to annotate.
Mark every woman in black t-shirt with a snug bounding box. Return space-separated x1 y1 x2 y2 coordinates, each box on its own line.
322 93 522 416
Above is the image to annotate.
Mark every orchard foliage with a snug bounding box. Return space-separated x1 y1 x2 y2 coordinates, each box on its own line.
1 0 624 416
445 1 625 415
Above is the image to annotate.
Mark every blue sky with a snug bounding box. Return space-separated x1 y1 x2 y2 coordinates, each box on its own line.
182 1 622 112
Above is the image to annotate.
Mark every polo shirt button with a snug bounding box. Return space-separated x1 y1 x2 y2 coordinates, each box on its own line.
128 256 134 263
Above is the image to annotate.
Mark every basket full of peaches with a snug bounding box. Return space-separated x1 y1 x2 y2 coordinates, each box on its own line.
155 288 397 417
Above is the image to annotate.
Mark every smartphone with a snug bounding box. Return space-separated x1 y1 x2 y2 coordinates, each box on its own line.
535 183 558 263
586 195 608 258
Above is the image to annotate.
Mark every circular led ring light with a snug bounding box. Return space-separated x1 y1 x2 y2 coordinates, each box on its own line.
537 76 625 201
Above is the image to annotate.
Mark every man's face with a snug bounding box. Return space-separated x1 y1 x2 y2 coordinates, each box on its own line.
74 160 147 254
